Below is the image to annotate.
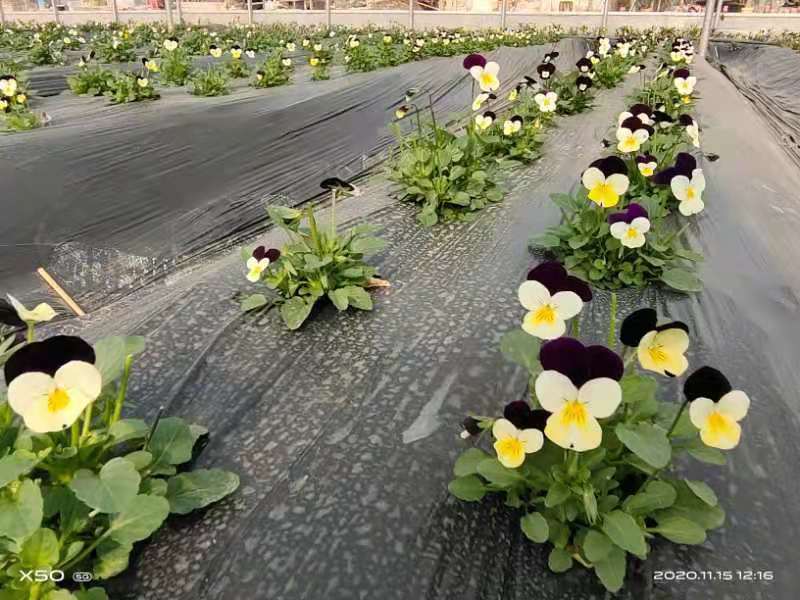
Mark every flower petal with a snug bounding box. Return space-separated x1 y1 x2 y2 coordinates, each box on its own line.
54 361 103 403
551 291 582 320
519 428 544 453
717 390 750 421
492 417 518 440
545 409 602 451
518 280 550 311
534 370 577 413
581 167 605 191
606 173 630 196
578 377 622 418
689 397 715 429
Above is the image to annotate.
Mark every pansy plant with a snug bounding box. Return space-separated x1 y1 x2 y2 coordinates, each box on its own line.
449 294 751 593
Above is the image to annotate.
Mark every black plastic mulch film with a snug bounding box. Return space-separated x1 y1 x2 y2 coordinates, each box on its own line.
3 39 800 599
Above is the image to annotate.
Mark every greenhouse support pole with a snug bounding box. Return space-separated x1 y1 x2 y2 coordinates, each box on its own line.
110 0 119 23
713 0 724 30
697 0 716 59
600 0 609 32
409 0 414 30
176 0 183 25
248 0 254 25
165 0 174 31
500 0 507 29
0 2 5 27
52 0 60 23
326 0 331 30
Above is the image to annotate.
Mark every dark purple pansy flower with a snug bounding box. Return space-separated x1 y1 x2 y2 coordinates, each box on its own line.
253 246 281 262
0 299 25 329
461 416 481 436
636 154 657 165
673 67 691 79
619 307 689 347
588 155 628 177
652 110 674 126
463 53 486 70
619 116 647 133
522 75 537 88
539 337 623 388
543 51 559 63
526 261 592 302
607 202 648 225
537 63 556 79
629 103 652 119
678 114 695 127
684 366 732 401
576 57 592 73
652 152 697 184
503 401 549 431
510 114 523 125
576 75 592 91
320 177 355 192
4 336 95 386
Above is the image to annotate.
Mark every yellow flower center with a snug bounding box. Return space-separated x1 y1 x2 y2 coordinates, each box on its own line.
621 136 638 152
647 344 668 365
705 411 737 443
48 388 70 413
559 400 588 428
625 227 639 239
480 73 495 87
531 304 556 325
686 186 696 200
588 183 619 207
496 437 524 464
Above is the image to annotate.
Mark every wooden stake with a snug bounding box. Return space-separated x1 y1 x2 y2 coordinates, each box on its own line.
36 268 86 317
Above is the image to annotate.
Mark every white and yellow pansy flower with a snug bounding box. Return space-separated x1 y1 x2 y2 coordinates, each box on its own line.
518 280 582 340
472 93 490 111
7 295 56 324
690 390 749 450
638 327 689 376
671 168 706 216
492 418 543 469
469 61 500 92
535 371 621 452
534 91 558 113
616 126 649 154
610 216 650 249
674 75 697 96
8 361 102 434
581 158 630 208
474 111 495 131
503 116 522 136
246 256 270 282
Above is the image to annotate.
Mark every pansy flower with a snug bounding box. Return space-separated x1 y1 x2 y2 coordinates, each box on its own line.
469 60 500 92
246 248 273 282
652 152 696 184
542 50 559 64
636 154 657 177
395 104 409 119
245 48 256 59
534 91 557 113
508 86 519 102
576 57 592 73
503 115 523 136
256 70 265 82
608 203 650 249
142 57 159 72
576 75 592 92
471 92 495 111
680 114 701 147
534 338 623 451
620 308 689 376
163 37 179 51
581 156 629 208
616 116 650 154
320 177 358 196
536 63 555 80
671 168 705 216
5 336 102 434
282 58 293 67
0 298 26 329
492 417 544 468
209 44 223 58
520 75 538 89
685 367 750 450
462 53 486 70
673 68 697 96
474 110 495 131
502 400 549 431
628 64 645 74
518 261 589 340
6 295 56 324
0 75 18 98
136 76 149 88
286 41 297 51
230 44 243 59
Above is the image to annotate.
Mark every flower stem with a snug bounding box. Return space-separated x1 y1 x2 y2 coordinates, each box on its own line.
570 317 580 338
70 421 80 448
111 355 134 425
666 399 690 438
80 402 93 443
330 189 337 238
26 323 34 343
607 291 618 349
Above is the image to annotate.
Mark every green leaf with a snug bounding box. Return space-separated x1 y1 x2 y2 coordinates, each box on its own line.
499 329 541 374
141 478 168 496
0 479 42 542
43 592 76 600
601 510 647 558
69 457 140 514
655 481 725 530
476 458 523 487
327 288 349 311
593 545 626 592
349 236 386 255
20 528 59 568
520 512 549 543
280 296 315 330
93 540 132 580
75 589 109 600
653 514 707 544
124 450 153 471
0 451 38 488
661 268 703 293
165 469 239 515
545 482 571 507
148 417 195 471
533 232 562 248
342 286 373 311
109 418 149 444
615 422 671 469
625 480 677 514
240 294 269 312
620 374 658 417
447 475 487 502
453 448 490 477
583 529 613 562
547 547 573 573
684 439 727 465
106 494 170 546
93 336 146 384
685 480 718 506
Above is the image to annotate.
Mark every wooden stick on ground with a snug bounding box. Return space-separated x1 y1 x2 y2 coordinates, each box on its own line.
36 268 86 317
